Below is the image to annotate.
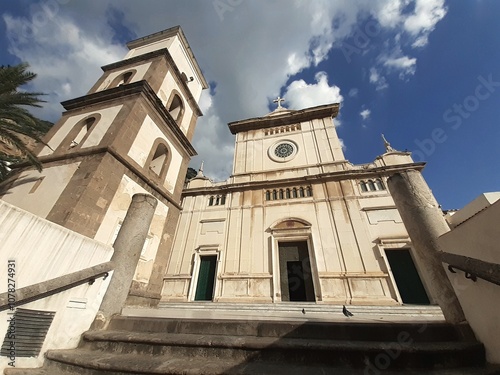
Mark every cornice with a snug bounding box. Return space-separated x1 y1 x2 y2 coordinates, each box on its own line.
182 162 425 196
61 81 197 157
126 26 208 89
9 146 183 210
228 103 340 134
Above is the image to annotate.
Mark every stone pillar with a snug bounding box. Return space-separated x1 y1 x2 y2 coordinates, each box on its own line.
388 170 466 324
93 193 157 329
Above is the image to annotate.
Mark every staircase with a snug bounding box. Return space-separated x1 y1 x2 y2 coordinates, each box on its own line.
5 304 500 374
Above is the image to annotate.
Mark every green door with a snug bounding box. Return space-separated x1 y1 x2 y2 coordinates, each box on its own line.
194 255 217 301
386 249 430 305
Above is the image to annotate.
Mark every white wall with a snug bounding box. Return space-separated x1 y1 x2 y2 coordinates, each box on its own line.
438 198 500 364
1 162 81 219
127 114 183 194
96 62 152 92
163 180 405 305
0 200 113 370
157 71 194 134
125 35 203 101
233 117 345 176
125 38 174 59
39 105 123 156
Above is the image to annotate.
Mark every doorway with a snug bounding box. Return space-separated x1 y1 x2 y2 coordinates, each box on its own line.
194 255 217 301
279 241 315 302
386 249 430 305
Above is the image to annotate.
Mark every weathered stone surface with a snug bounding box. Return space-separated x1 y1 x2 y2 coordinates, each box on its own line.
95 194 157 327
388 170 466 324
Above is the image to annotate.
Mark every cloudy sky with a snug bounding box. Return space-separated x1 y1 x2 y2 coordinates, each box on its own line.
1 0 499 209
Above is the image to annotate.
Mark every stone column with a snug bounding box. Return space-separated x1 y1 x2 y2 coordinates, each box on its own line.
93 193 157 329
388 170 466 324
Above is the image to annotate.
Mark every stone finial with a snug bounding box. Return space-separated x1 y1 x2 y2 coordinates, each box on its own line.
381 134 396 152
196 160 205 177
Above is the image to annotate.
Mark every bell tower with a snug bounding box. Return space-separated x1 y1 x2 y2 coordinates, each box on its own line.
1 26 208 305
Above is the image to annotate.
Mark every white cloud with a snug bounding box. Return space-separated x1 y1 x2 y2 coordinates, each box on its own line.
369 68 389 90
374 0 407 28
2 14 126 121
383 55 417 78
348 88 359 98
404 0 447 47
360 108 371 120
284 72 343 110
1 0 447 181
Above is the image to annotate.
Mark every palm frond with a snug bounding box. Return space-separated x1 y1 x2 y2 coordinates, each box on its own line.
0 63 49 179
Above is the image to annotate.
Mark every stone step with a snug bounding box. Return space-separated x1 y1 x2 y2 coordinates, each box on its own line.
107 316 461 342
75 329 485 369
3 313 493 375
4 350 500 375
138 302 445 322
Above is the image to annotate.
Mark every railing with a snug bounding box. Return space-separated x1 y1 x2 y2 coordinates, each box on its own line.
441 252 500 286
0 261 114 312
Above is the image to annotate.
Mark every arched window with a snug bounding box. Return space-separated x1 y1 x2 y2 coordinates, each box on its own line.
215 196 220 205
265 191 271 201
70 116 96 148
168 93 184 124
279 189 284 199
149 143 168 177
367 180 376 191
306 186 312 197
286 188 291 199
60 114 100 152
209 196 214 206
360 181 368 192
299 187 305 197
292 188 298 198
272 190 277 200
375 179 385 191
220 195 226 205
118 72 133 86
109 70 135 88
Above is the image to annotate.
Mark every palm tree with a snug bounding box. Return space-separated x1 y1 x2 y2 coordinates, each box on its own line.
0 63 51 181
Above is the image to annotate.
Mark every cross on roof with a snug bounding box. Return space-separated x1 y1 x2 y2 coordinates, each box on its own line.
273 96 285 109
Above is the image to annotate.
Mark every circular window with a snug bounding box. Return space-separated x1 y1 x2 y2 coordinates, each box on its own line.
274 143 294 158
268 140 298 162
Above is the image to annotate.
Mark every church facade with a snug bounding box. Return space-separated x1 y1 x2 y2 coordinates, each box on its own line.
1 26 431 308
163 102 431 306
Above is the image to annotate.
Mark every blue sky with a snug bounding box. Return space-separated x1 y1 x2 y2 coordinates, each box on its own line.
1 1 499 209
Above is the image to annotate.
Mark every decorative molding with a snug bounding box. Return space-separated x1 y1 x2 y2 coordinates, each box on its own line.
228 103 340 134
180 163 425 196
362 206 398 211
318 272 390 278
125 26 208 89
219 274 272 279
195 244 220 252
376 237 411 245
61 80 197 156
200 218 226 223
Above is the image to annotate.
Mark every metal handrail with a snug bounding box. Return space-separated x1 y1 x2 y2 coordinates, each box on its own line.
0 261 114 312
441 252 500 286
